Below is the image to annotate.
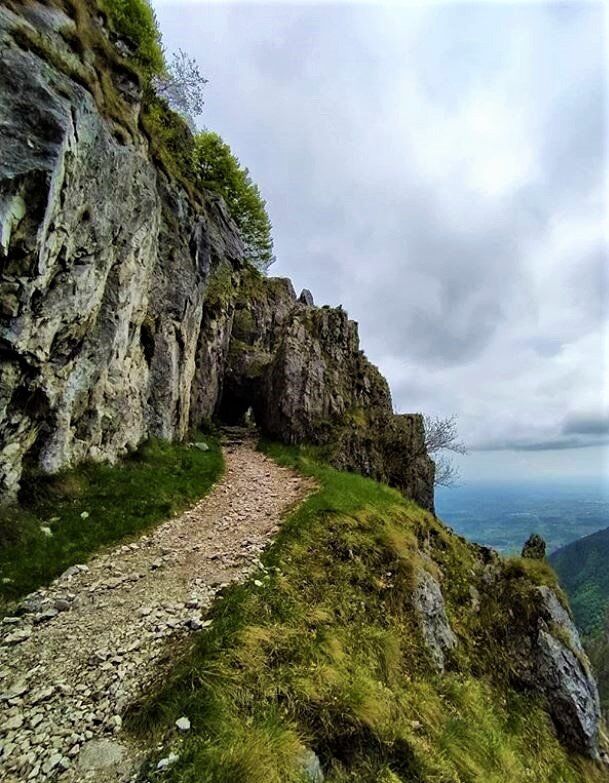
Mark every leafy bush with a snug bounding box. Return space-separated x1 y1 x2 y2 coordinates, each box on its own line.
193 132 275 271
101 0 165 77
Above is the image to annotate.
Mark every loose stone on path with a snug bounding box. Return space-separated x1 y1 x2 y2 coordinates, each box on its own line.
0 437 314 782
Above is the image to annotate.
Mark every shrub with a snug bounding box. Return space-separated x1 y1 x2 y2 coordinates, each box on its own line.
193 132 275 271
101 0 165 77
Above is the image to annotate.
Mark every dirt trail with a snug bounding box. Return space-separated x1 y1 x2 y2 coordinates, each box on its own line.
0 436 314 782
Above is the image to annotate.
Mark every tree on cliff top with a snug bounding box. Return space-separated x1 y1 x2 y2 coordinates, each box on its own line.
424 414 467 487
193 132 275 272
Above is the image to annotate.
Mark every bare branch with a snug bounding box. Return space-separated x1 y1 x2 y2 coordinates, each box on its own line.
423 414 467 455
422 415 467 488
153 49 208 131
433 454 462 488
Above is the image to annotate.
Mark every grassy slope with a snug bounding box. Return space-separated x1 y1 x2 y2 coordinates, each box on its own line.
550 527 609 636
128 443 602 783
0 438 223 611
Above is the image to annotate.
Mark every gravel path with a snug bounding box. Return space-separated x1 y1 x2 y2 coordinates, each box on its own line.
0 436 314 782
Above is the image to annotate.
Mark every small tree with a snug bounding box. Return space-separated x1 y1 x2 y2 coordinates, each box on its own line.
193 132 275 272
153 49 208 130
423 415 467 488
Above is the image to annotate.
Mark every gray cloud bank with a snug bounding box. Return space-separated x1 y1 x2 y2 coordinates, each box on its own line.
153 1 608 478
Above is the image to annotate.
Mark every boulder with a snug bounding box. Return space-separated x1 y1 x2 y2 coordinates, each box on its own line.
521 533 546 560
298 288 315 306
412 569 457 671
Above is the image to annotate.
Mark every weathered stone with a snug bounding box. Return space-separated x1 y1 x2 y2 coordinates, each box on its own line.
412 569 457 671
175 716 191 731
521 533 546 560
78 739 127 770
220 267 435 511
298 288 314 306
498 578 601 758
5 628 31 645
298 748 324 782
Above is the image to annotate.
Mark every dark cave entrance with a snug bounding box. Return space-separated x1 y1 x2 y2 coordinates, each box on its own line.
217 385 259 428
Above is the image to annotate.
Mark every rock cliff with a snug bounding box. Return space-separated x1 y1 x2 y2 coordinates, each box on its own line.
221 268 435 510
0 1 432 511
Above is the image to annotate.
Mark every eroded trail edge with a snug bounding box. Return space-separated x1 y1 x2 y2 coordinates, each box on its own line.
0 438 314 782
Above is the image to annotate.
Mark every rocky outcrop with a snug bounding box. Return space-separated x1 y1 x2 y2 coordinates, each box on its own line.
220 268 435 510
481 561 602 758
510 585 601 757
0 3 244 498
412 568 457 671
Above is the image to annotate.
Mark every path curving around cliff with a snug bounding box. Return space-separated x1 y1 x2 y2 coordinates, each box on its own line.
0 435 315 782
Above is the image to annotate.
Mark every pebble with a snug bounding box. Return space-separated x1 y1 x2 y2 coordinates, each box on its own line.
175 716 191 731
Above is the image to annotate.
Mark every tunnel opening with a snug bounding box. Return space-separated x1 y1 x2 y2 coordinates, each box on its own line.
217 384 258 427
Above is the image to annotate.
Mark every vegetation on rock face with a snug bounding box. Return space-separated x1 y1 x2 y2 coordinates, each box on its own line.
127 444 603 783
586 631 609 723
193 132 275 271
101 0 165 77
0 438 222 612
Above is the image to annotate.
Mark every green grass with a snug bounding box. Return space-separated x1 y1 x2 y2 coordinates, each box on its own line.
0 437 223 611
126 443 604 783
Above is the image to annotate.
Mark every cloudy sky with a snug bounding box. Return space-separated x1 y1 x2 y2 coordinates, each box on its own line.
153 0 608 482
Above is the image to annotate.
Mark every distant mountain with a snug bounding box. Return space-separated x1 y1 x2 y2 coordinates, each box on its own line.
550 526 609 635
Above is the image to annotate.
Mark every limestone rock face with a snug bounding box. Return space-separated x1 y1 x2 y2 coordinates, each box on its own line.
510 586 601 757
484 563 602 758
221 268 436 511
0 4 243 497
0 4 435 511
412 569 457 671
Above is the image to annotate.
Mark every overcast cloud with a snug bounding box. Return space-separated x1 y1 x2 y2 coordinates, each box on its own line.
153 1 608 480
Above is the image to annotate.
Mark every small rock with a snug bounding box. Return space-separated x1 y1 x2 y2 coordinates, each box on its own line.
80 511 90 519
31 686 55 704
5 628 31 645
35 608 59 624
2 678 28 700
193 441 209 452
42 754 62 774
5 713 24 731
175 716 191 732
78 739 126 770
40 526 53 538
157 752 179 770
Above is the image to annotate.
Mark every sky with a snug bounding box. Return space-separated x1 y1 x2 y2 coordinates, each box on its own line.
152 0 609 482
